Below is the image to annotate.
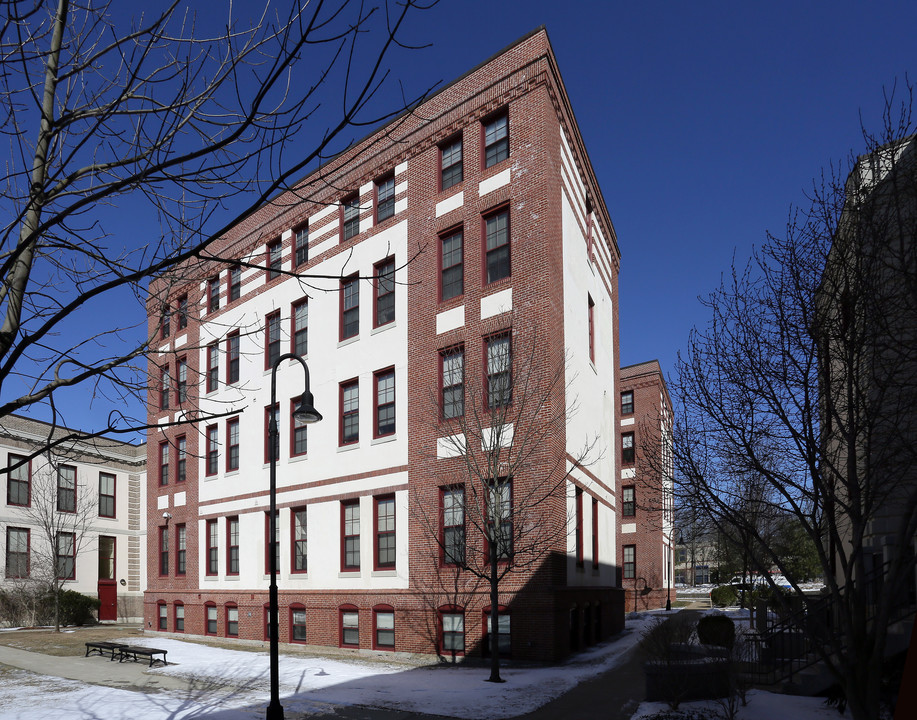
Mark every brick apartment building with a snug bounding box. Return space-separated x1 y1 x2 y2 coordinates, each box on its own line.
617 360 675 611
144 28 626 661
1 414 147 622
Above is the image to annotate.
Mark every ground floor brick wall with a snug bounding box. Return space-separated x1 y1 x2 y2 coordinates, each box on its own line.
620 584 675 613
144 585 624 663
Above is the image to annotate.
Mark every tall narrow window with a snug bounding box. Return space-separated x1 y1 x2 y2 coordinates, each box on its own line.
206 519 218 575
374 258 395 327
160 305 171 339
57 465 76 513
340 607 359 647
441 346 464 419
441 611 464 654
158 526 169 576
158 442 170 486
291 403 308 457
341 275 359 340
340 380 359 446
484 209 510 283
295 223 309 267
226 332 240 384
291 606 307 642
486 333 512 408
267 240 282 281
440 136 463 190
98 536 115 580
374 496 396 570
440 229 463 301
206 425 218 476
56 532 75 579
228 266 242 302
587 295 595 363
158 602 168 630
206 604 217 635
592 498 599 570
342 194 360 241
621 391 634 415
265 311 281 369
292 299 308 356
227 517 239 575
160 366 170 410
5 528 29 578
622 485 635 517
264 404 279 464
374 369 395 438
442 487 465 565
483 112 509 168
177 295 188 330
342 500 360 570
375 175 395 223
622 432 635 464
226 418 240 472
483 609 511 657
176 524 186 575
99 472 116 518
175 603 185 632
575 488 584 567
176 357 188 404
176 436 187 483
623 545 636 579
265 510 280 574
292 508 307 572
374 607 395 650
489 480 513 560
206 342 219 393
7 455 29 507
208 275 220 313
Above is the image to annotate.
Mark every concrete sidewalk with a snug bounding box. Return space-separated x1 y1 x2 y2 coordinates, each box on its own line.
0 644 192 693
0 614 696 719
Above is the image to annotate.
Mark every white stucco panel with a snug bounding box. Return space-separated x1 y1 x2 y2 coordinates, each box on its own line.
621 468 636 480
436 305 465 334
435 191 464 218
480 288 512 320
479 167 511 196
437 434 466 458
620 417 635 426
621 523 637 534
157 495 169 510
482 423 514 450
173 492 186 507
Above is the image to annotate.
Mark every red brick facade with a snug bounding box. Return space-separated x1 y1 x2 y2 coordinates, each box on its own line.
144 29 624 662
617 360 675 611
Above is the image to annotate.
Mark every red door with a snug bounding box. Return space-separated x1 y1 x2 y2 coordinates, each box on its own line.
98 580 117 621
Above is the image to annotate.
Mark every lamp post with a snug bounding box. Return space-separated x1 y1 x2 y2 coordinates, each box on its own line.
267 353 322 720
666 544 672 611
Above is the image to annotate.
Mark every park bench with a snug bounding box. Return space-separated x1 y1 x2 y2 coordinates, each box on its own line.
84 641 128 660
116 646 168 667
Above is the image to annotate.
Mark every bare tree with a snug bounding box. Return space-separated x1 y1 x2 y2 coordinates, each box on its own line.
412 324 597 682
15 453 97 631
0 0 434 455
663 87 917 720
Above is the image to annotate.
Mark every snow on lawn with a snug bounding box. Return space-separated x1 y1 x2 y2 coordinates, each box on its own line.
0 613 661 719
632 689 843 720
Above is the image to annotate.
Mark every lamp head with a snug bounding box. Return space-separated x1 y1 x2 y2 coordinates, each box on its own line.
292 390 322 424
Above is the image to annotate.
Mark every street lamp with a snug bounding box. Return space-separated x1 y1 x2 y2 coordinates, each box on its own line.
666 544 672 611
267 353 322 720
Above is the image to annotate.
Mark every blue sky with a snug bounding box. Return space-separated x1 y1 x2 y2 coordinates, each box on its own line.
23 0 916 435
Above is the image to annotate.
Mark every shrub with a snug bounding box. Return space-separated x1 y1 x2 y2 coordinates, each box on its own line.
697 614 735 649
57 590 100 626
640 613 697 662
710 585 737 607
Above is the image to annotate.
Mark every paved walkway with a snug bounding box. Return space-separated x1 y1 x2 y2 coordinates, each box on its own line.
0 612 704 719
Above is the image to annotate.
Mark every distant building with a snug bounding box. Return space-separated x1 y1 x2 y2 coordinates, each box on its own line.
0 414 147 622
144 28 626 661
617 360 675 609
